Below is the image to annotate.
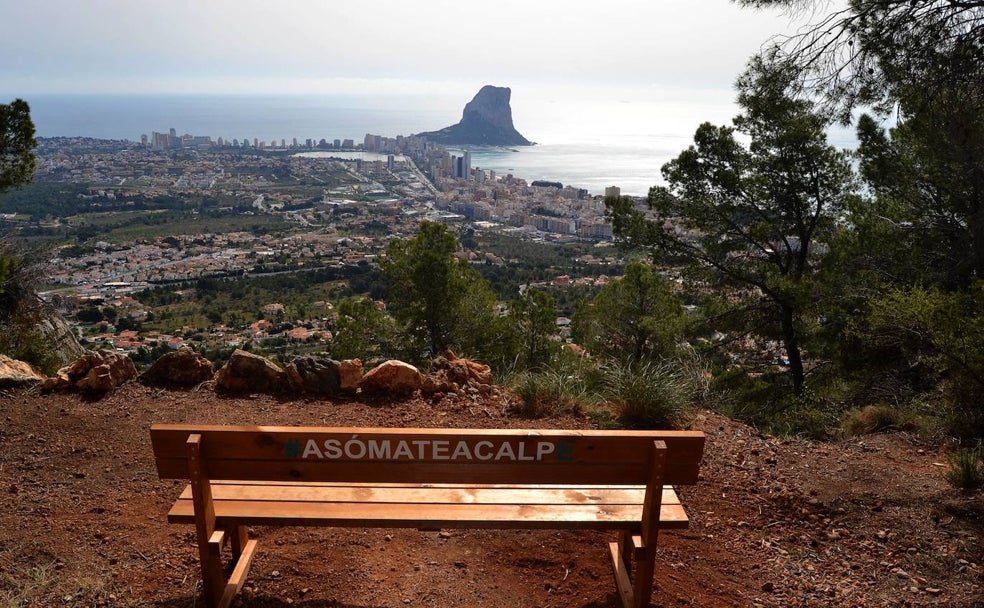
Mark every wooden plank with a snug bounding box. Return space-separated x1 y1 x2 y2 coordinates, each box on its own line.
199 480 674 490
218 539 258 608
155 457 661 485
150 425 705 476
609 541 635 608
167 498 690 530
175 483 681 506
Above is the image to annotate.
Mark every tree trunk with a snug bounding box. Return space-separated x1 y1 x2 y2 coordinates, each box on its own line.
779 303 805 396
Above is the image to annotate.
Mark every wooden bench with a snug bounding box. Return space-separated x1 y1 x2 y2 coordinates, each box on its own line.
150 424 705 608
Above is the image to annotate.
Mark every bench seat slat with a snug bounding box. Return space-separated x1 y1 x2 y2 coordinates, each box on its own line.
167 498 690 530
176 482 681 506
166 483 689 530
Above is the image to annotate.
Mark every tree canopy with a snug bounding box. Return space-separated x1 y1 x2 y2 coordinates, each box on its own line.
607 56 854 394
0 99 37 194
736 1 984 118
379 221 499 360
573 262 683 364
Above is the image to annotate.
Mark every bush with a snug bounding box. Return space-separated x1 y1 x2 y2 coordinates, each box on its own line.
511 367 593 419
604 361 692 429
945 446 984 491
768 403 839 440
840 403 934 438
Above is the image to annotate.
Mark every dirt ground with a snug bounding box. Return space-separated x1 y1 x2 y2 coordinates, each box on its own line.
1 383 982 607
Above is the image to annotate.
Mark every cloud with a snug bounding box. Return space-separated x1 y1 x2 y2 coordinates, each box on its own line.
0 0 804 95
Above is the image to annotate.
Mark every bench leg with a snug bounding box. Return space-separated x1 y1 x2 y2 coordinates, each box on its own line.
609 534 658 608
200 531 226 608
618 530 633 578
631 549 656 608
230 525 248 559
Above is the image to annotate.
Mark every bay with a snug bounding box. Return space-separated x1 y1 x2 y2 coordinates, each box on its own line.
22 93 857 196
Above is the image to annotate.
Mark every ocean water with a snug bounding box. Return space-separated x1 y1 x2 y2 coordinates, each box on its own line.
23 93 857 196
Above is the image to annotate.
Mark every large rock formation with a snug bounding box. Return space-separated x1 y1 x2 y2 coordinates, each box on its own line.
41 350 138 393
417 85 531 146
215 349 288 394
140 347 215 389
359 360 423 396
284 355 342 396
0 354 46 390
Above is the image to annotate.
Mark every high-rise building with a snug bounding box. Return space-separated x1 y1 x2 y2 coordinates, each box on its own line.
386 154 395 170
604 186 621 198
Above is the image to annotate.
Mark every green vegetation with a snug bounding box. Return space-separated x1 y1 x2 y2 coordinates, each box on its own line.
573 262 683 364
603 360 694 429
380 222 502 361
512 366 595 419
945 446 984 491
0 99 36 195
607 55 854 395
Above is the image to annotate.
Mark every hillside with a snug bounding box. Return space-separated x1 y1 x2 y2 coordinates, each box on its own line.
1 383 981 607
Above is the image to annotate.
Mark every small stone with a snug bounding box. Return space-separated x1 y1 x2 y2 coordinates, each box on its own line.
926 588 942 595
438 531 452 539
384 534 393 542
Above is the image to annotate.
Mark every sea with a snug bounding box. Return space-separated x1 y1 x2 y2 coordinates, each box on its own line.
23 93 858 197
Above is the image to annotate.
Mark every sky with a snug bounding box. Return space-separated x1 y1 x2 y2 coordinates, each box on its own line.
0 0 817 102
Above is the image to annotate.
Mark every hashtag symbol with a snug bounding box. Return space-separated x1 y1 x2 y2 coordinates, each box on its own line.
285 438 302 458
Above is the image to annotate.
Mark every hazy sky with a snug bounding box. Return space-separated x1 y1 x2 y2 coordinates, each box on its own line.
1 0 813 100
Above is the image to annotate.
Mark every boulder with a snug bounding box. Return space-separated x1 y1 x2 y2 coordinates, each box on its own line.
339 358 363 393
215 349 288 394
42 350 137 393
421 371 457 396
359 360 422 396
0 354 46 390
433 351 493 385
140 347 214 389
285 356 341 395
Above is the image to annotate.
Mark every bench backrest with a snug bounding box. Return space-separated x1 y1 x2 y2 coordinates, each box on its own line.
150 424 705 486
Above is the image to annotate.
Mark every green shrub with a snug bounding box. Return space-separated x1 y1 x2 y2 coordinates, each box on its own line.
511 368 591 418
945 446 984 490
604 361 692 429
769 404 839 440
840 403 935 438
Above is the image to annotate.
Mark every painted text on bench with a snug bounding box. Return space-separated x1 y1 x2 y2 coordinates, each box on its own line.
289 437 575 462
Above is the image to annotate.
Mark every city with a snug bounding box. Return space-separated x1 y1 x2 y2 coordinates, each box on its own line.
5 132 628 357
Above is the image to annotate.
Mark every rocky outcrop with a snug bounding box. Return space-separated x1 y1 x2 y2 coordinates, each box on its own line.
215 349 288 394
35 315 86 368
359 360 423 396
0 354 46 390
339 359 364 393
285 355 341 395
42 350 138 393
417 85 531 146
140 347 214 389
422 351 493 396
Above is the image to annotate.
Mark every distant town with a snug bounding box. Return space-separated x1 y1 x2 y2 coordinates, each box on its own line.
4 130 632 358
